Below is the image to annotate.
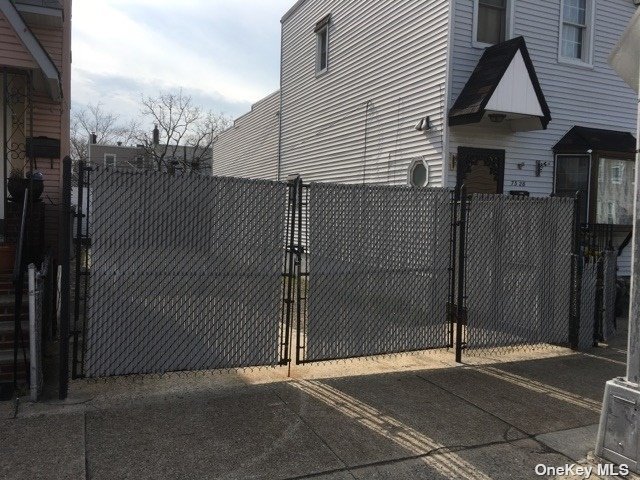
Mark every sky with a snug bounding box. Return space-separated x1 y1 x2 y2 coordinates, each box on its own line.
72 0 292 124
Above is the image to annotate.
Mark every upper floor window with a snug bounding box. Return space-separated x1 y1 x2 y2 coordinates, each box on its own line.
475 0 508 45
559 0 594 65
315 14 331 74
104 153 116 168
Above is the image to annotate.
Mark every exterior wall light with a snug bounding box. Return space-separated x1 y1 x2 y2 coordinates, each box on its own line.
414 116 431 131
488 113 507 123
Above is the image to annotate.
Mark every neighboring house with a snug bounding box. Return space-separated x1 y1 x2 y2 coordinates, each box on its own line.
211 91 280 180
87 137 213 175
217 0 638 276
0 0 71 251
88 143 152 172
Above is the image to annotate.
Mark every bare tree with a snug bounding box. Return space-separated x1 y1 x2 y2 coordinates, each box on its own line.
70 103 140 162
138 90 232 174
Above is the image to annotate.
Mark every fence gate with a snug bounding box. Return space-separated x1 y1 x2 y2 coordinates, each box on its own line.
456 193 577 357
64 168 602 381
295 182 455 364
71 164 291 378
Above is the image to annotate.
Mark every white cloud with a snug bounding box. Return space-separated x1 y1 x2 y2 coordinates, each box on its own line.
72 0 290 119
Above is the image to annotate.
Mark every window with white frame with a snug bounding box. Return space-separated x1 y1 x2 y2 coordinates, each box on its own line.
560 0 594 63
315 14 330 74
476 0 508 45
104 153 116 168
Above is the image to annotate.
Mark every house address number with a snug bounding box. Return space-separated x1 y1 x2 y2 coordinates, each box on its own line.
510 180 527 187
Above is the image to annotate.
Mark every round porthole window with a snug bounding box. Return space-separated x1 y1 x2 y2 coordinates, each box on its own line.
409 158 429 187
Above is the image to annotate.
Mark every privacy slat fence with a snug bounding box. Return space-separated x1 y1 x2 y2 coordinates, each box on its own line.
82 169 288 377
62 166 617 384
463 195 575 354
297 183 453 363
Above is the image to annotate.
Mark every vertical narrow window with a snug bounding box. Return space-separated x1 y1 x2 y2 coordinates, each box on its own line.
477 0 507 45
554 155 590 222
314 14 331 74
560 0 592 63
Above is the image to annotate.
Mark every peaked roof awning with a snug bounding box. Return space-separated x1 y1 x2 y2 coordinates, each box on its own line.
553 126 637 154
0 1 61 100
449 36 551 131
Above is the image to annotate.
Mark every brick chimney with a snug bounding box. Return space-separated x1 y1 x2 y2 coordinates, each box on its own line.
153 125 160 146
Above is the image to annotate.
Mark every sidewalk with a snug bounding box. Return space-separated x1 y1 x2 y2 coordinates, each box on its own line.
0 325 631 480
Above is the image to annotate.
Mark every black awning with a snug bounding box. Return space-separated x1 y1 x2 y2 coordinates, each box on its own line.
553 126 636 154
448 36 551 129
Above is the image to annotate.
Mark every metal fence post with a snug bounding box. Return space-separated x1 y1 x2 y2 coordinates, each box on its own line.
455 186 468 363
71 160 84 379
28 263 36 401
281 174 299 366
448 190 458 349
58 156 72 400
569 191 582 349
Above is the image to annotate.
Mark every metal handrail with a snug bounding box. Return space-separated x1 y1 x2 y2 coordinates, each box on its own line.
12 187 30 390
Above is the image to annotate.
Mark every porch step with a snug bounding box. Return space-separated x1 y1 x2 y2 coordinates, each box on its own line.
0 355 27 383
0 321 29 350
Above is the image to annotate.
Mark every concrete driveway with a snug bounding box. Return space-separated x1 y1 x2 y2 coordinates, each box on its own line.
0 332 630 479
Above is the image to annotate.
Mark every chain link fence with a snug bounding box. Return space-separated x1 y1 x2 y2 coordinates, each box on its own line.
61 163 620 382
78 168 289 378
601 250 617 341
578 259 598 350
297 183 453 363
462 195 575 354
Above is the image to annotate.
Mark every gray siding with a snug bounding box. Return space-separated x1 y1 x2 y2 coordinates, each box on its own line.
212 91 280 181
280 0 451 186
448 0 637 275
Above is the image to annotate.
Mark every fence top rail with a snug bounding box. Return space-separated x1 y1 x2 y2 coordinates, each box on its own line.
468 193 575 205
306 181 453 194
82 165 289 188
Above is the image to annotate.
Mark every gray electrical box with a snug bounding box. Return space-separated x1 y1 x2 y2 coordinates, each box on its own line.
596 378 640 472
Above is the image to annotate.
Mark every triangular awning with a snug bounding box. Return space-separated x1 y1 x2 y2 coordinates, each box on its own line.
553 126 637 154
449 36 551 131
0 1 61 100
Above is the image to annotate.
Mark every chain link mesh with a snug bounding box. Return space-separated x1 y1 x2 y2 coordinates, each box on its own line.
463 195 575 354
578 259 598 350
82 169 289 378
299 183 453 362
601 250 617 341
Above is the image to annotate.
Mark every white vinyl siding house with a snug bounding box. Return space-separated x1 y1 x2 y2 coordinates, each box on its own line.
217 0 638 276
447 0 637 275
278 0 451 186
211 91 280 181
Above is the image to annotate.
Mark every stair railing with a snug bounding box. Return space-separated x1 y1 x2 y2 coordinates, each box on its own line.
12 187 29 391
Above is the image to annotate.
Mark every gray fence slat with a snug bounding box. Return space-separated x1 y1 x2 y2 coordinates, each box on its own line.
303 183 452 362
84 170 288 377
